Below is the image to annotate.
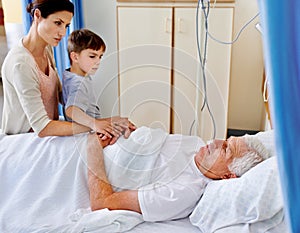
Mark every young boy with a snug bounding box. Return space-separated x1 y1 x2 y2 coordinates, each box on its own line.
62 29 136 144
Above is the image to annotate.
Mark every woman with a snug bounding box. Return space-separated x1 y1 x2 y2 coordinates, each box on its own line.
1 0 132 138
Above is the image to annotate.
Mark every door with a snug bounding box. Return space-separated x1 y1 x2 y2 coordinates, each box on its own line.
118 7 172 131
173 7 199 136
173 7 233 141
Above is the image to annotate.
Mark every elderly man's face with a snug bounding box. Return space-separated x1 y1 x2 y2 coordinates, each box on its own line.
194 136 249 179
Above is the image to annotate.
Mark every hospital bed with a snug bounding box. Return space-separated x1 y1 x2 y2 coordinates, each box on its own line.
0 128 287 233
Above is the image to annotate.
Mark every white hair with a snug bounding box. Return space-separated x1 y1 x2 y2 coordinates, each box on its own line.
228 134 271 177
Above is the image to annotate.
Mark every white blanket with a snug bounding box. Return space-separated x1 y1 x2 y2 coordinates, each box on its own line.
0 127 167 232
104 126 168 191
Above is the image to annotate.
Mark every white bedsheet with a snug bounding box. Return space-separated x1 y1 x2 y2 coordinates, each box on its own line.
128 217 201 233
0 132 91 232
0 128 286 233
0 127 172 232
0 130 149 232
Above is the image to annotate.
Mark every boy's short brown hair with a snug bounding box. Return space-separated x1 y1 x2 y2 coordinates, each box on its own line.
67 29 106 63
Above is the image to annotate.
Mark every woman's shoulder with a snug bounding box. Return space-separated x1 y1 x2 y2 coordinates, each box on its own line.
6 44 34 63
4 49 36 74
2 44 37 79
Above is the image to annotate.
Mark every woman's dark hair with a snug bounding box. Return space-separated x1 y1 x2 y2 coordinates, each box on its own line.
26 0 74 19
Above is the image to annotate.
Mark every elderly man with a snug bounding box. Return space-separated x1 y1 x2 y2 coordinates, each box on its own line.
86 127 270 222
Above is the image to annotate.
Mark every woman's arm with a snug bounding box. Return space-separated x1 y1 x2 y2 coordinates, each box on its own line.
38 120 90 137
65 106 122 139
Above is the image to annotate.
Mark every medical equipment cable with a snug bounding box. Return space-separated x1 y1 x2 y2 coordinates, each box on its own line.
191 2 259 138
199 0 209 112
191 0 217 139
208 12 260 45
192 0 211 135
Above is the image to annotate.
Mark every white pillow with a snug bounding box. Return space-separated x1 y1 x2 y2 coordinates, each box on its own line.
189 156 283 232
254 129 275 156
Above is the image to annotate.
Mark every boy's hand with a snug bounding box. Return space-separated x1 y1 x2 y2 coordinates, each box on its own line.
95 117 137 146
110 116 137 139
94 119 122 140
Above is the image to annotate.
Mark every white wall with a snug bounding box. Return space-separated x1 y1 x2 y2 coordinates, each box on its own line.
82 0 119 117
83 0 265 131
227 0 265 131
0 0 266 132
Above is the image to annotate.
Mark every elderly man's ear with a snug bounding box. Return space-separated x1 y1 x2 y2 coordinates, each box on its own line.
221 173 237 179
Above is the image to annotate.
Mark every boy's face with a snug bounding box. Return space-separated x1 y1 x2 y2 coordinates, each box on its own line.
72 47 104 76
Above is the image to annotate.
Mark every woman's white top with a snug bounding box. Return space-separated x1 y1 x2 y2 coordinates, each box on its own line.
1 39 60 134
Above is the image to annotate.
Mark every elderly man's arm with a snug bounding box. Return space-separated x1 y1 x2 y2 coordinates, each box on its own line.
87 133 141 213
